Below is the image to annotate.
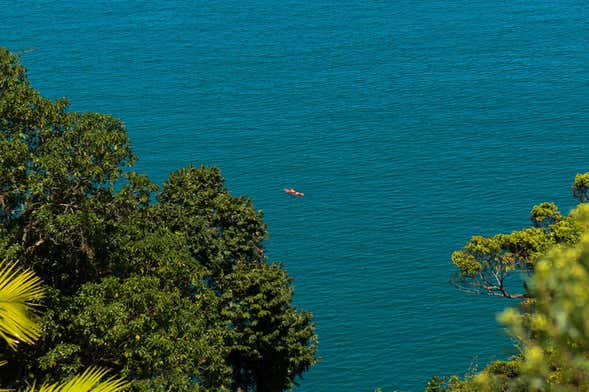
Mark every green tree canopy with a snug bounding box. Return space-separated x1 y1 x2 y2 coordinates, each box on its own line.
572 173 589 203
220 261 317 392
0 47 317 391
428 185 589 392
431 205 589 392
491 203 589 391
450 183 586 299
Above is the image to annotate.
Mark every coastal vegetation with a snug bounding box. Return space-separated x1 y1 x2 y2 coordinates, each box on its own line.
0 258 128 391
0 47 317 391
4 43 588 392
428 175 589 391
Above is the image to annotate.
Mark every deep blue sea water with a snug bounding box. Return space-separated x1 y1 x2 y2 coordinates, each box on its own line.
2 1 588 390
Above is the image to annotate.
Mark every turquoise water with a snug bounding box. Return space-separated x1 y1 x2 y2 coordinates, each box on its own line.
2 1 588 390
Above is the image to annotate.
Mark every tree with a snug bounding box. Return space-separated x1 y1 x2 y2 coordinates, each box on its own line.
0 47 317 391
428 188 589 392
450 182 585 299
67 275 231 391
436 204 589 391
572 172 589 203
492 203 589 390
155 165 267 279
220 262 317 392
155 166 317 391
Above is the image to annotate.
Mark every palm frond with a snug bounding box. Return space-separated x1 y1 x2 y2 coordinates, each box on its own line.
25 367 129 392
0 261 44 349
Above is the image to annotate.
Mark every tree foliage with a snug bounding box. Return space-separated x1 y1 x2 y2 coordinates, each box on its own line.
450 184 586 299
0 47 317 391
433 204 589 391
492 204 589 391
572 173 589 203
430 184 589 391
220 262 317 392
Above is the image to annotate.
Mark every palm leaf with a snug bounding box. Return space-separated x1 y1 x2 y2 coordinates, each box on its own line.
0 263 128 391
25 367 129 392
0 261 44 349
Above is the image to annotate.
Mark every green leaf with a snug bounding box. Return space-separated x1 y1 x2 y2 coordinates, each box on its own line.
25 367 128 392
0 261 44 349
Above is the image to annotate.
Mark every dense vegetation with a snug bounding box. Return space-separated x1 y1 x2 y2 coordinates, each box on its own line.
0 258 129 391
427 175 589 391
0 47 317 391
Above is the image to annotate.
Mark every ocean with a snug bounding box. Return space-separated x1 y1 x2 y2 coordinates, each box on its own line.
2 0 588 390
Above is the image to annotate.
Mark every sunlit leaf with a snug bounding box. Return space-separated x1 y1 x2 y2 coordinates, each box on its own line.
25 367 129 392
0 261 44 349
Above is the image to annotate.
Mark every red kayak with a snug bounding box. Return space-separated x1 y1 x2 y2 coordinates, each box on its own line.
284 188 304 197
